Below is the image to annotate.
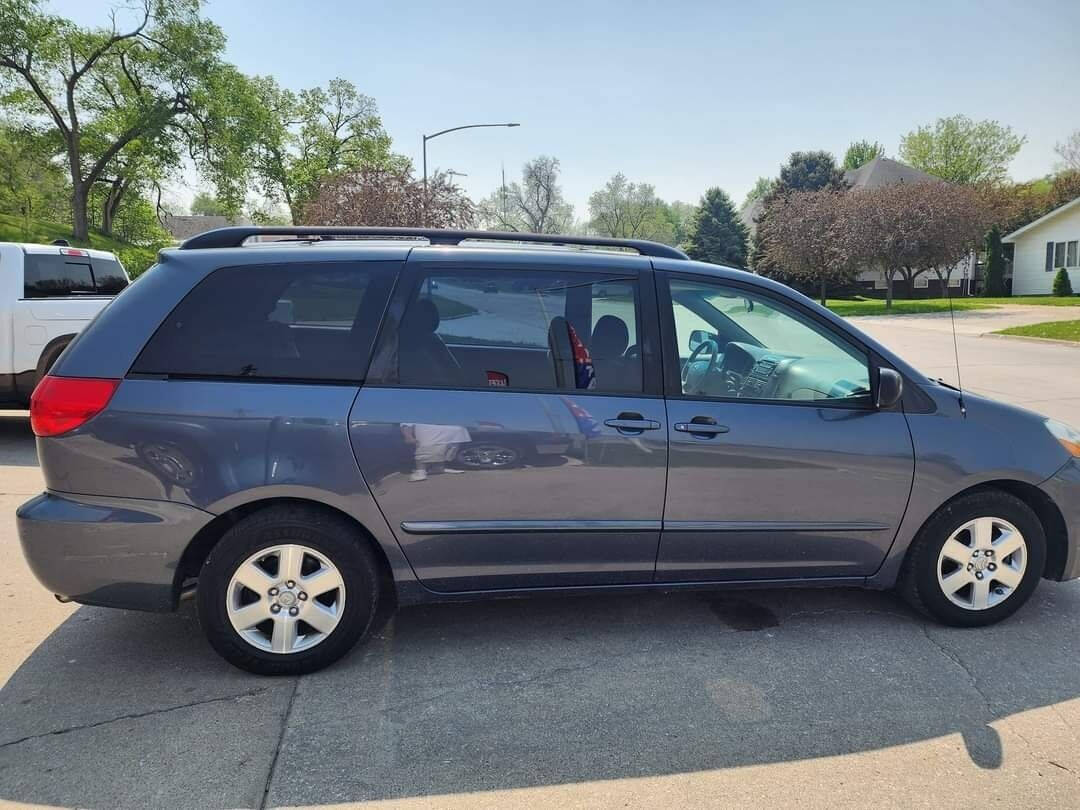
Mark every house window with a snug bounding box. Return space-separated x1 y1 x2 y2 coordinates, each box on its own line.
914 276 929 289
1054 242 1067 269
1068 241 1078 268
949 275 961 288
874 275 887 290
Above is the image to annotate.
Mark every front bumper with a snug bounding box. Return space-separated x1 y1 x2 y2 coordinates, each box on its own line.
16 491 214 612
1040 459 1080 581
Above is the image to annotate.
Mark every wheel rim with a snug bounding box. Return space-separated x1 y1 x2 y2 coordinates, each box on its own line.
936 516 1027 611
226 544 346 654
458 445 518 468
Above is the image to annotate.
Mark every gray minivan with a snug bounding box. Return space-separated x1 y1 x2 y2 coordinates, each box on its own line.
16 227 1080 675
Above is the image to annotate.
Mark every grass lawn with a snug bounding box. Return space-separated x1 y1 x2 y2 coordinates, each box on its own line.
996 320 1080 342
0 212 132 252
825 295 1080 317
0 212 160 275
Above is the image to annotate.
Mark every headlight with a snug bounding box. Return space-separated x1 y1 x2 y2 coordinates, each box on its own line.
1046 419 1080 457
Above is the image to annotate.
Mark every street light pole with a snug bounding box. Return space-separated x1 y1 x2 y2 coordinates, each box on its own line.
422 122 519 225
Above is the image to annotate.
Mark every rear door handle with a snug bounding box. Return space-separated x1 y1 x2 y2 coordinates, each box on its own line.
674 419 730 437
604 412 661 433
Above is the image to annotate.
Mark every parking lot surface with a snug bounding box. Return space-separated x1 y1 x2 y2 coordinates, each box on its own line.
1 309 1079 809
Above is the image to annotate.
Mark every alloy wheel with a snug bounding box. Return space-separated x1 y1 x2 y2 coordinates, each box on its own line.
936 516 1027 611
226 544 346 654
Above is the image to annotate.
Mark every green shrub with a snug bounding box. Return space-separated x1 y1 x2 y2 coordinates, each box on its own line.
1053 268 1074 297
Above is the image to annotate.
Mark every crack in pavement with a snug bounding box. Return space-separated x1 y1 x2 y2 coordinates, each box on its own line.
919 624 995 717
259 677 299 810
0 687 269 750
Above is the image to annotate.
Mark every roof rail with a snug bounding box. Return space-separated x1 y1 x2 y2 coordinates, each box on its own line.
178 226 689 260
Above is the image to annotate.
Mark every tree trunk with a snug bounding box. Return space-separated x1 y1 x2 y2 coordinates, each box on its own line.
819 278 827 306
885 270 894 311
101 177 128 238
71 182 89 241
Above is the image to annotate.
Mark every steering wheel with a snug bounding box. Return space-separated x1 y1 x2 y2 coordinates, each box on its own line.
681 338 721 389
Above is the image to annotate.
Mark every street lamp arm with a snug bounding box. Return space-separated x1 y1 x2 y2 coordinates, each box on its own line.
424 122 520 142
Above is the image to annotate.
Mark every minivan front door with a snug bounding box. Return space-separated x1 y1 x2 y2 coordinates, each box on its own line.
657 274 914 582
349 252 667 592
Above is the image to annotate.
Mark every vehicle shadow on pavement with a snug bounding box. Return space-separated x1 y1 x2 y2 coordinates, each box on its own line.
2 582 1079 809
0 412 38 467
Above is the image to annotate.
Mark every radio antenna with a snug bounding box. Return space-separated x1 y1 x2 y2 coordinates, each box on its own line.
946 268 966 417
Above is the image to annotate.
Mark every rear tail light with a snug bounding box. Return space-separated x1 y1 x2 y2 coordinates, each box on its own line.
30 376 120 437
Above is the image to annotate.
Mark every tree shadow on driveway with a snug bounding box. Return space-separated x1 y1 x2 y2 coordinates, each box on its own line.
2 583 1079 808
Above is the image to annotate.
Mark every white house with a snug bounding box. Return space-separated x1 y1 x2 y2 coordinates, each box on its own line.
1003 197 1080 295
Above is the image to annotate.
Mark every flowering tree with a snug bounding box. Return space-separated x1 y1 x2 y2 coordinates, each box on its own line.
299 166 474 229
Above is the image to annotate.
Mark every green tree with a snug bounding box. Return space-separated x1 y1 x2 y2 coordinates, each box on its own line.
685 187 748 267
0 122 68 227
587 173 673 243
1053 268 1074 297
0 0 253 240
982 227 1007 296
740 176 774 213
899 115 1025 185
842 139 885 170
250 76 401 223
189 191 230 216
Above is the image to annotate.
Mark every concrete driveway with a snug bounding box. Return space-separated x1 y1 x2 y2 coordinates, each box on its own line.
852 305 1080 423
2 309 1080 808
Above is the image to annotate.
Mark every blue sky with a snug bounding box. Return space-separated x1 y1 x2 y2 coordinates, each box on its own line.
51 0 1080 215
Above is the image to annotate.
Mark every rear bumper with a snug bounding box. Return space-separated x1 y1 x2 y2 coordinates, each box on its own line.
1040 459 1080 581
16 491 213 612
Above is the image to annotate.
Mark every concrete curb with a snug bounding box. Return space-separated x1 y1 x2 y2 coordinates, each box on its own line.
982 332 1080 348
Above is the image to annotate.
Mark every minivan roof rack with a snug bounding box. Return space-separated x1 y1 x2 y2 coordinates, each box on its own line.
178 226 689 260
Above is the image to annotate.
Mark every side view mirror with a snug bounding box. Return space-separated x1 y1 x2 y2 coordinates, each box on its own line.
688 329 712 353
876 368 903 409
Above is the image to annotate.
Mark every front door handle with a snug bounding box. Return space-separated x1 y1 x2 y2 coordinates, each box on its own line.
674 417 730 437
604 412 661 433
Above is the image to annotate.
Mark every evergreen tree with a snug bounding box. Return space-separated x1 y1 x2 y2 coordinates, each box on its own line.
685 187 748 267
982 227 1007 296
1053 268 1074 297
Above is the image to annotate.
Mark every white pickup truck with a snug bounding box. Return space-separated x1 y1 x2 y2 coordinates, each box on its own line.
0 242 129 405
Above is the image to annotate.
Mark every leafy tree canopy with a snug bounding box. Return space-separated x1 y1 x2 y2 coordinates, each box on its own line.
899 115 1025 185
842 139 885 170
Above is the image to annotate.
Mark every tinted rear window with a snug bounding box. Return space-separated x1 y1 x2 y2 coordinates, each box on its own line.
22 253 129 297
131 261 398 381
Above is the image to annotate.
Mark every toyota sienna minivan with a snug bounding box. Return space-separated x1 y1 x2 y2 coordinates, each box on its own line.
17 226 1080 675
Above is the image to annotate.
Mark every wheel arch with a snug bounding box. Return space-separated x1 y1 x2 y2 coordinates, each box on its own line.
174 496 401 609
907 479 1068 580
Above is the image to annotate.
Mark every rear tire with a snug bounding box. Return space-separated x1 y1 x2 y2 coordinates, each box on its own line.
899 490 1045 627
196 504 380 675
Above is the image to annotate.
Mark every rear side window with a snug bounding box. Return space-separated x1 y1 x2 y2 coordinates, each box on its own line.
132 262 398 381
90 257 129 293
23 255 95 297
22 253 129 297
379 268 643 393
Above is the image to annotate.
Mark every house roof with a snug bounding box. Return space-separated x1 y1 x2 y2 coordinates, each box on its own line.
1002 196 1080 243
843 156 940 189
162 214 249 242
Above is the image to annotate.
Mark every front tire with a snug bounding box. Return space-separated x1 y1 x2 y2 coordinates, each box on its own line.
196 504 380 675
899 490 1046 627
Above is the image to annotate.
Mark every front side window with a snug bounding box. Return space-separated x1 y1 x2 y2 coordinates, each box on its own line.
1055 242 1067 269
387 268 642 393
132 262 396 381
1068 241 1078 268
668 278 871 404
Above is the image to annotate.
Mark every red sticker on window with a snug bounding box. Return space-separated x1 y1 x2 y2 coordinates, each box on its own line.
486 371 509 387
